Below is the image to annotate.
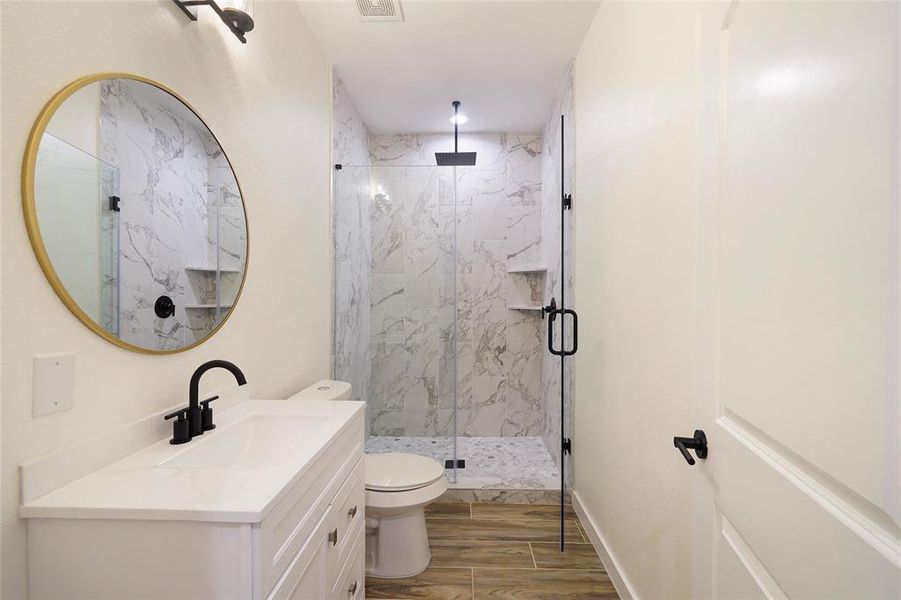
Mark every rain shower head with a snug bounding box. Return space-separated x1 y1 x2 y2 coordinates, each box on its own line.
435 100 477 166
435 151 477 166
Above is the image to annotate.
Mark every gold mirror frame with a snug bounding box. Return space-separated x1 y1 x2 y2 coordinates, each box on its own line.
21 73 249 354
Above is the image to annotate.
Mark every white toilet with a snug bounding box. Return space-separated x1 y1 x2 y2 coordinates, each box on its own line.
365 452 448 578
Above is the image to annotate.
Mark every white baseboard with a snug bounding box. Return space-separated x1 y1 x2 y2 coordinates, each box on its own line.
573 489 639 600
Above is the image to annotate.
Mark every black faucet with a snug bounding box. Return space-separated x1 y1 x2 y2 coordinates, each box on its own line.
165 360 247 444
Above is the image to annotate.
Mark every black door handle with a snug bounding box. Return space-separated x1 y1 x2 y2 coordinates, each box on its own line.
673 430 707 465
545 298 578 357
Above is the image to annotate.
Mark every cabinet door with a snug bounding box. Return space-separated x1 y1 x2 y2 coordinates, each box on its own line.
268 509 335 600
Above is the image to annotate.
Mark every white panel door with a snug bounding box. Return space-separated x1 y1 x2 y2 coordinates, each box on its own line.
693 2 901 598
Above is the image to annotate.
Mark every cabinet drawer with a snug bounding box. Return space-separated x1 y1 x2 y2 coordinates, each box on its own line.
256 413 364 597
328 455 364 577
332 523 365 600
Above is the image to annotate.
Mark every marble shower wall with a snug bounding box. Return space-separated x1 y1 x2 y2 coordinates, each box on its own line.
332 75 372 409
100 79 244 350
367 133 544 438
540 66 576 485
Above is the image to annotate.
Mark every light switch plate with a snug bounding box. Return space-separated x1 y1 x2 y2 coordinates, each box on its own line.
32 353 75 417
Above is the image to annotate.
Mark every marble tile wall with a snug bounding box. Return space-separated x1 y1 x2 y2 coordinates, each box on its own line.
540 65 576 487
367 133 544 438
332 75 373 410
100 79 241 350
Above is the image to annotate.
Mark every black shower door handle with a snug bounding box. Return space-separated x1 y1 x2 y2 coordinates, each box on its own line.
547 308 578 356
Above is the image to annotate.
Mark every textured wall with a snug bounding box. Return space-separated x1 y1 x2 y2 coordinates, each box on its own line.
572 3 698 597
0 2 331 596
366 133 545 437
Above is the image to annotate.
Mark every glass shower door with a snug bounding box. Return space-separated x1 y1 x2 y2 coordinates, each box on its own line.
34 132 120 336
334 164 459 482
544 115 577 550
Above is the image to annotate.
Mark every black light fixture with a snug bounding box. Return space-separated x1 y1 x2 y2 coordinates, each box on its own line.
435 101 477 166
172 0 254 43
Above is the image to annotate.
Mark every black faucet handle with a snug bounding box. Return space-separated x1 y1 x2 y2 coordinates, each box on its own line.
164 407 192 445
200 395 219 432
164 406 189 420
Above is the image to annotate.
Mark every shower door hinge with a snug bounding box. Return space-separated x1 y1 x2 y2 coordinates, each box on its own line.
563 437 572 455
108 195 121 212
563 194 572 210
444 459 466 469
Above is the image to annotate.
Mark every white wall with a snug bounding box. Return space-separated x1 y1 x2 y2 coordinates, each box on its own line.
44 84 101 155
0 2 332 596
572 2 702 598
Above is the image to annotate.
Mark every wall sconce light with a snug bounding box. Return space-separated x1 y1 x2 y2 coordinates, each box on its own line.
172 0 254 43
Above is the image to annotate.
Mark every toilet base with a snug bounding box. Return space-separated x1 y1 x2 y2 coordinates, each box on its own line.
366 506 431 578
364 476 447 578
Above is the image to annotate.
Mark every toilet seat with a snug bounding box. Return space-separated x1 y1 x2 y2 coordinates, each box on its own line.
366 476 447 510
365 453 445 492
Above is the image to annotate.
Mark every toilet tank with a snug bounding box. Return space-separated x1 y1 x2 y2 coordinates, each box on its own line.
286 380 352 402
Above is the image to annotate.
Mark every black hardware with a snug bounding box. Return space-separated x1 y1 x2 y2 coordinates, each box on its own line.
546 303 578 357
348 581 358 597
154 295 176 319
200 395 219 432
335 163 343 170
544 297 557 316
164 407 191 445
328 528 338 546
444 459 466 469
187 360 247 438
163 362 246 445
435 101 478 166
558 114 569 552
542 297 557 320
673 430 708 465
563 194 572 210
562 438 572 455
172 0 253 43
108 195 121 212
348 505 358 519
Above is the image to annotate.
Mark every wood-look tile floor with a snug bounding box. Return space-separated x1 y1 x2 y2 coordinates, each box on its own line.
365 502 620 600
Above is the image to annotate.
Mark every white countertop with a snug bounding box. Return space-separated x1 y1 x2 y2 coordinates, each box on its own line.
19 399 364 523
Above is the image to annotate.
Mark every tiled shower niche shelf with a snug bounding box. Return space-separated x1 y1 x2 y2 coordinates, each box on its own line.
185 265 242 273
184 303 233 310
507 266 547 274
507 267 546 314
507 304 545 311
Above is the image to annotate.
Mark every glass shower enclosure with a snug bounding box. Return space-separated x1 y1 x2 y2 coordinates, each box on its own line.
333 129 572 549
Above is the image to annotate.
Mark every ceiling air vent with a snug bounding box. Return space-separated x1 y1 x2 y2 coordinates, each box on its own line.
356 0 404 22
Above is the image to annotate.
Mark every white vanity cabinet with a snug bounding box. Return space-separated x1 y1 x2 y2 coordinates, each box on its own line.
24 403 365 600
256 418 366 600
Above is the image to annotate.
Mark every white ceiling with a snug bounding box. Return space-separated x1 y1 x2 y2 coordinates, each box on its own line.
298 0 600 134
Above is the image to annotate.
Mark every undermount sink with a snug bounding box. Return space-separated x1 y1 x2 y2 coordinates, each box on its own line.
158 414 328 470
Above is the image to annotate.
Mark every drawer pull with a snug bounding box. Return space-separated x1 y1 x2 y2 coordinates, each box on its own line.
347 505 358 519
328 528 338 546
348 580 358 597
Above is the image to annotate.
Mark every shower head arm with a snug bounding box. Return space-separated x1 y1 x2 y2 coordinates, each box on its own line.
453 100 460 153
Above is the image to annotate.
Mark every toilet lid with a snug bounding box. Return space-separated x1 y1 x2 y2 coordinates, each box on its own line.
365 453 446 492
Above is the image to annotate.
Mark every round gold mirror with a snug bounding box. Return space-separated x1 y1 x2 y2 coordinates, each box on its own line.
22 74 248 353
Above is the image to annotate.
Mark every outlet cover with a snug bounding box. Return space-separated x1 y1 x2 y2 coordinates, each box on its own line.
32 353 75 417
